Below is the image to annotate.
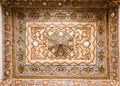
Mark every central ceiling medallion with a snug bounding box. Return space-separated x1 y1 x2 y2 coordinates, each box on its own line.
48 30 74 59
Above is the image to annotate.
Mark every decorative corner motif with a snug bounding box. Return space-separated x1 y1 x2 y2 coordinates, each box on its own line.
0 79 12 86
111 80 120 86
1 0 119 85
0 0 10 6
109 0 120 7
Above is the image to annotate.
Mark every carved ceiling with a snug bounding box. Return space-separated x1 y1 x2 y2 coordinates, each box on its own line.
0 0 120 7
0 0 119 86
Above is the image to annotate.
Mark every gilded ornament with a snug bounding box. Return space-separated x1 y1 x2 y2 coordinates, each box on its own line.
98 26 104 35
6 40 11 46
98 39 105 48
111 33 116 40
2 0 119 81
5 55 11 62
29 66 40 73
42 1 48 6
5 11 10 16
5 24 10 31
111 12 116 18
26 22 96 66
111 27 116 32
98 50 105 63
18 49 24 61
55 12 66 20
82 52 91 60
19 27 24 34
18 64 24 73
55 65 67 74
17 38 24 45
28 11 39 19
28 1 34 6
109 0 119 7
43 12 51 20
17 12 25 20
98 66 105 74
82 13 93 21
82 67 94 74
44 66 52 74
111 63 117 70
32 40 39 47
111 80 119 86
111 41 116 47
48 31 74 59
57 1 63 7
111 49 116 55
72 1 79 7
14 1 19 5
70 66 79 75
111 19 117 25
96 13 104 21
111 56 117 63
70 12 78 20
83 41 90 47
17 21 24 34
5 70 10 75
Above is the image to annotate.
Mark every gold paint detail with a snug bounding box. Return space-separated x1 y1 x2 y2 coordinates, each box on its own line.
26 22 96 65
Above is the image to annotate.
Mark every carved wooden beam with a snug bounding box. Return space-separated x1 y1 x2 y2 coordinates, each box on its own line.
0 0 109 8
0 0 118 7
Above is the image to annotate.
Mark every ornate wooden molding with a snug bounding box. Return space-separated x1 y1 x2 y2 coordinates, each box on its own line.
0 79 119 86
0 0 10 6
0 0 119 8
0 79 12 86
0 0 119 86
109 0 120 7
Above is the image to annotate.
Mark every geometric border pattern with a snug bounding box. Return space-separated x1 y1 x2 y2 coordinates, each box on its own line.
0 0 119 86
11 8 108 79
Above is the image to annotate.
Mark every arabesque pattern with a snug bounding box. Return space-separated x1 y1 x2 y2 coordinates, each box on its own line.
0 0 119 86
26 22 96 65
10 8 108 79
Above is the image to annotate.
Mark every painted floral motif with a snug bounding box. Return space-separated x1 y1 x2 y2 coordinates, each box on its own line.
48 31 74 58
43 12 51 20
70 12 78 20
26 22 96 65
1 0 119 85
28 11 39 19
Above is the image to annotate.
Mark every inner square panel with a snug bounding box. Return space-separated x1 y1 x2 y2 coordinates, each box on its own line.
26 22 96 65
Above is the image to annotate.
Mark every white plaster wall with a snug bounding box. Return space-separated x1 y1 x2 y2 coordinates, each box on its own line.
0 4 2 82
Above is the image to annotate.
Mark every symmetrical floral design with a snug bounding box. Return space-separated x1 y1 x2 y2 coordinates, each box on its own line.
10 8 107 79
0 0 119 86
26 22 96 65
48 30 74 58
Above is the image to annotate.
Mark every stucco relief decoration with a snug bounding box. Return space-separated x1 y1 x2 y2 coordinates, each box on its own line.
26 22 96 65
0 0 119 86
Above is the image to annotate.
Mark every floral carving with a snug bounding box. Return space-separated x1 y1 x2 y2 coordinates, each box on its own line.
55 12 66 20
17 12 25 20
28 11 39 19
43 12 51 20
70 12 78 20
1 0 119 85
